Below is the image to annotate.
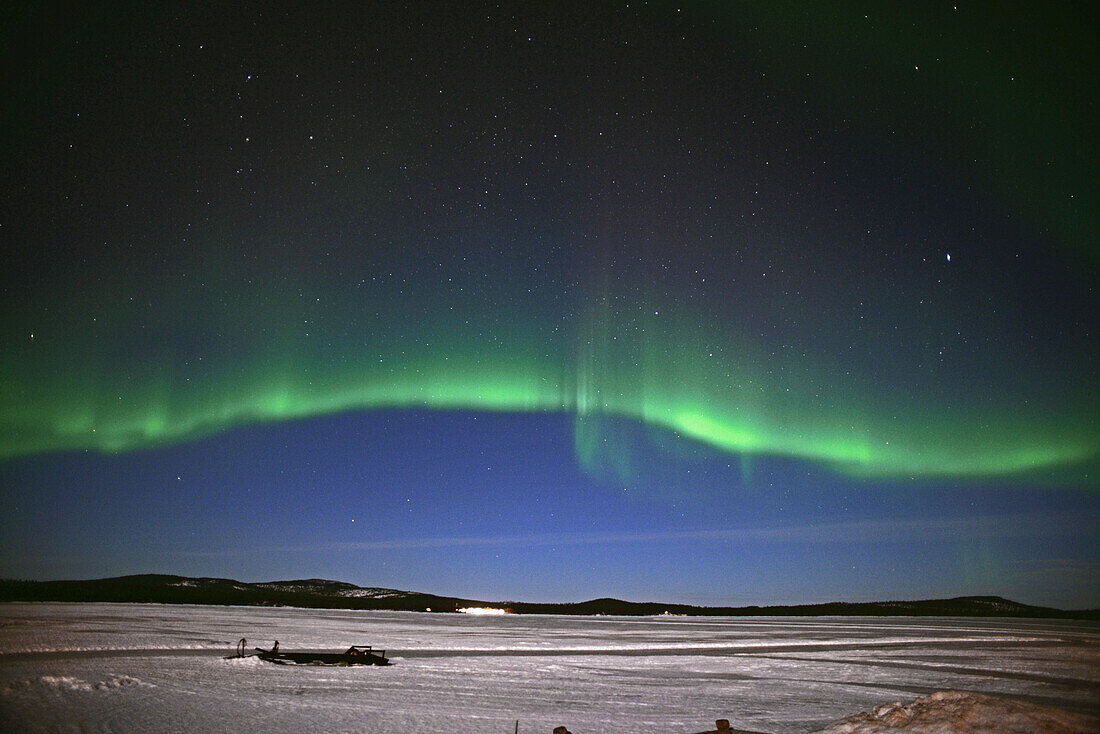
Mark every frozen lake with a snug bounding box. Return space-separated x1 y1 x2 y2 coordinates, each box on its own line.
1 603 1097 732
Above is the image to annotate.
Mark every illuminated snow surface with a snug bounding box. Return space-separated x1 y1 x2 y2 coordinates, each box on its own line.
0 604 1096 733
817 691 1097 734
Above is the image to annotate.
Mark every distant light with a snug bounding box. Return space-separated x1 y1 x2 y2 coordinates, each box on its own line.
458 607 507 615
946 253 951 262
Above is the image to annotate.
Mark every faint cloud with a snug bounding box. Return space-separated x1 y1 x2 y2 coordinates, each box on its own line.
177 510 1096 556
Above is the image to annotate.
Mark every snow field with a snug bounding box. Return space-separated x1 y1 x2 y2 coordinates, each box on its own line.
0 603 1096 733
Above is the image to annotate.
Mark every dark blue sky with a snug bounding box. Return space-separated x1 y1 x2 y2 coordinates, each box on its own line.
3 409 1096 607
1 1 1097 607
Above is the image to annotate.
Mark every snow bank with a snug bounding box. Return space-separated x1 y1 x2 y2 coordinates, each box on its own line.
815 690 1099 734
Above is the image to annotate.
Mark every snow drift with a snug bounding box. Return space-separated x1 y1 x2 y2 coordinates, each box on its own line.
816 690 1099 734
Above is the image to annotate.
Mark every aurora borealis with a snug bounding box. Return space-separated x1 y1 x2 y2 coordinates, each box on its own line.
2 2 1097 606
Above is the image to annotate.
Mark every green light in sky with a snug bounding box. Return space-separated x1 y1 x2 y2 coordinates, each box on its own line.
1 293 1094 482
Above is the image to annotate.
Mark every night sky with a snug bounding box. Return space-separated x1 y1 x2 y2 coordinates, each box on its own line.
2 2 1097 607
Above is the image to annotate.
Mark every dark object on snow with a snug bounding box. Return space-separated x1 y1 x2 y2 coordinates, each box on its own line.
552 728 571 734
690 720 773 734
225 637 252 659
255 644 389 666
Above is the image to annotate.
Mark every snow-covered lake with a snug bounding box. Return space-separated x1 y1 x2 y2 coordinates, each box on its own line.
1 603 1096 733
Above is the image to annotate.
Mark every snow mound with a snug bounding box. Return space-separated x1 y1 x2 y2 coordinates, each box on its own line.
39 675 93 692
5 675 152 694
223 655 264 667
815 690 1099 734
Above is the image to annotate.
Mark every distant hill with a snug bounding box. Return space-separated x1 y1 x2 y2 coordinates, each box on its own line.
0 575 1095 619
505 595 1099 619
0 575 473 612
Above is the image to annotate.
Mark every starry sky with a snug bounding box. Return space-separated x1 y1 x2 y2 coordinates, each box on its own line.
2 1 1097 607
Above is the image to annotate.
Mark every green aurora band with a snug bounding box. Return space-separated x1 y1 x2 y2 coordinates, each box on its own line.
1 284 1094 480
